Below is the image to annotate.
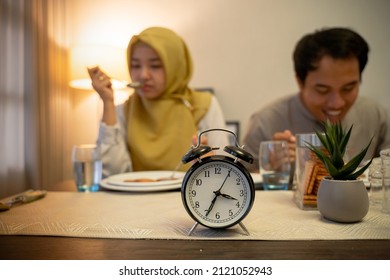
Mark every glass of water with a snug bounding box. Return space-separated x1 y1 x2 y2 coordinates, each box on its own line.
72 144 102 192
381 149 390 214
368 157 382 206
259 141 291 190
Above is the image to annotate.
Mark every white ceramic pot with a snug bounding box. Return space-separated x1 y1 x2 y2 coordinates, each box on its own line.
317 177 369 223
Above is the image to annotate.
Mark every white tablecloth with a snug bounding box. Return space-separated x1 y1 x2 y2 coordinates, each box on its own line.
0 191 389 240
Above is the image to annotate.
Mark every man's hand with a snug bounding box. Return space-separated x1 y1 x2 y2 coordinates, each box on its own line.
273 130 296 162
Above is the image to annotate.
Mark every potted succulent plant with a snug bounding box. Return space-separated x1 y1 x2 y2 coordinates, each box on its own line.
306 120 373 223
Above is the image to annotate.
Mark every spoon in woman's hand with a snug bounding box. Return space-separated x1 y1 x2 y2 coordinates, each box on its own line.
127 82 143 88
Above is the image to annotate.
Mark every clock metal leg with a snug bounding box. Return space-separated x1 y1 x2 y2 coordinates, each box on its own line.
188 222 249 236
239 222 250 236
188 222 199 236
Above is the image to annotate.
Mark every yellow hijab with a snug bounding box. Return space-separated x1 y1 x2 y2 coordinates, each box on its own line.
125 27 211 171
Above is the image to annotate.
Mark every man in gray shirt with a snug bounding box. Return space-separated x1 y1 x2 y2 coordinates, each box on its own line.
243 27 390 173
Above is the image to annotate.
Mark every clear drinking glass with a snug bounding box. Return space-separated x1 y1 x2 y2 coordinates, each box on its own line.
294 133 326 208
72 144 102 192
368 157 382 206
259 140 290 190
380 149 390 214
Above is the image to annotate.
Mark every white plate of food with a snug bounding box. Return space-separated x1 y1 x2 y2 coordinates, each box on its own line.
100 171 185 192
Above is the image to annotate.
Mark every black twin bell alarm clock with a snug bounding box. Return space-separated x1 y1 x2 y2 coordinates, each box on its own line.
181 128 255 235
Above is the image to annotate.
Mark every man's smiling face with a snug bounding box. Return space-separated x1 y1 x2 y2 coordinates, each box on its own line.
297 55 360 124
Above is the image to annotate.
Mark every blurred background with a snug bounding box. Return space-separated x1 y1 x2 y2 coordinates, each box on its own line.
1 0 389 196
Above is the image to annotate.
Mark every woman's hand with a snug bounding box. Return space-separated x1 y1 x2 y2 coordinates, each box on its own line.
273 130 296 163
87 66 117 125
87 66 115 104
192 134 208 147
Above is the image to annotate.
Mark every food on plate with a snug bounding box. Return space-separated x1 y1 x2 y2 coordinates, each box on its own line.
124 178 155 183
124 177 178 183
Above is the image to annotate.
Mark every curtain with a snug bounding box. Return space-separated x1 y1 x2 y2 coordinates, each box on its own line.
0 0 71 198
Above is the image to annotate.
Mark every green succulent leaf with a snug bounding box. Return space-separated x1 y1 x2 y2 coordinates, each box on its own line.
343 158 373 180
315 131 331 152
321 156 340 178
305 119 373 181
334 138 373 180
331 145 344 169
340 125 353 156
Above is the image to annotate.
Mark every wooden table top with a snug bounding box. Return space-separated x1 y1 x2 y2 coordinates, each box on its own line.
1 235 390 260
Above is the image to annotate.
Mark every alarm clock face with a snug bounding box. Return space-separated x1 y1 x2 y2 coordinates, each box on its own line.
181 156 255 229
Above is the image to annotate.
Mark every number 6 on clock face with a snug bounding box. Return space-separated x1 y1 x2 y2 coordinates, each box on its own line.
181 155 255 229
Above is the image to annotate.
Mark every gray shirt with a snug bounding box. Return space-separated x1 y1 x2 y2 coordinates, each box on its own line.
243 94 390 172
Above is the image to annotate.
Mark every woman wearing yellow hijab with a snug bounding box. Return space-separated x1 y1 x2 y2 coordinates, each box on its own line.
88 27 228 177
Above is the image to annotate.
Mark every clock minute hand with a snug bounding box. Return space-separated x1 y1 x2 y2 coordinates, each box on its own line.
205 195 218 217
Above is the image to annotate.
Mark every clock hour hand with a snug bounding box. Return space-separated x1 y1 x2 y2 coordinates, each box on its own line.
220 193 237 200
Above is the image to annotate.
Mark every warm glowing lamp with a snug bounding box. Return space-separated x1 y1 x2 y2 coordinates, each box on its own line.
69 45 129 90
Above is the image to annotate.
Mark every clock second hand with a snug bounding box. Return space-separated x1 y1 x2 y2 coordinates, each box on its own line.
216 169 231 193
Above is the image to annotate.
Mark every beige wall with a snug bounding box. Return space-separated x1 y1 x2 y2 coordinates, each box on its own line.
68 0 390 144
